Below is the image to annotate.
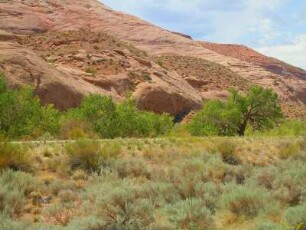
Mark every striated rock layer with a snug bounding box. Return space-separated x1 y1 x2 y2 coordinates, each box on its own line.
0 0 305 118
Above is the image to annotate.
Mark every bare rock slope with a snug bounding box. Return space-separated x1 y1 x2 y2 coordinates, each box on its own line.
0 0 305 117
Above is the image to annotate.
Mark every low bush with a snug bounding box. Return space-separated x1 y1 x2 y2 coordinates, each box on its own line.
115 158 150 179
217 139 240 165
220 185 269 218
83 181 155 229
0 170 44 216
272 160 306 205
284 205 306 230
60 119 93 140
0 139 30 171
66 140 102 172
278 140 303 159
166 198 215 230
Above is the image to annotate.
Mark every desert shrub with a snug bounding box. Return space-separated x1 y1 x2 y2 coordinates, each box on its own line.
64 215 103 230
248 165 278 190
168 160 207 199
58 189 78 203
60 119 94 139
115 158 150 178
166 198 215 230
42 202 76 226
47 179 76 196
272 160 306 205
66 95 173 138
83 181 155 229
220 185 269 218
284 205 306 230
99 142 122 162
0 214 31 230
0 75 60 138
278 140 303 159
254 220 283 230
66 140 102 172
217 139 240 165
0 170 43 216
102 198 154 229
0 139 30 171
224 164 253 185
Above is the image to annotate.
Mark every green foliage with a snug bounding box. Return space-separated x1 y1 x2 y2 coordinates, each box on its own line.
0 74 60 138
0 138 29 170
190 85 283 136
230 85 283 136
189 99 241 136
67 95 173 138
66 140 102 172
249 119 306 136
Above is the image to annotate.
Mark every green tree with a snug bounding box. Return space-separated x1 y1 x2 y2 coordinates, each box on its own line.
189 100 241 136
189 86 283 136
230 86 283 136
0 74 60 138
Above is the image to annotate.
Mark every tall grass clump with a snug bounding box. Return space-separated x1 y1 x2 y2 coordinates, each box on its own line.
217 139 240 165
66 140 102 172
0 138 29 171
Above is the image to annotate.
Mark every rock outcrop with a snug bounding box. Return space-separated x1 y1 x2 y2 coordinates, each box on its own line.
0 0 305 117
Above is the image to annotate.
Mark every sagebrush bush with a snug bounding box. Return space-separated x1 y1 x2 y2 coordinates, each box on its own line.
166 198 215 230
83 180 155 229
0 170 44 216
220 185 269 218
0 214 31 230
217 139 240 165
115 158 150 178
272 160 306 205
284 205 306 230
66 140 102 172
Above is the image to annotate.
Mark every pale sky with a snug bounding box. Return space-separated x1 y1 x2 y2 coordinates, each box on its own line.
101 0 306 70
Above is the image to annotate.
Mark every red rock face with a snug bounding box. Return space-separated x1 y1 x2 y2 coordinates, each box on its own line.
0 0 305 117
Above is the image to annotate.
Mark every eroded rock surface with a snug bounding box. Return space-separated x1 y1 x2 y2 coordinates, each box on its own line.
0 0 305 117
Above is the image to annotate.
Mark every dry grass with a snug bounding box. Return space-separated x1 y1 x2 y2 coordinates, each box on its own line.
0 137 305 229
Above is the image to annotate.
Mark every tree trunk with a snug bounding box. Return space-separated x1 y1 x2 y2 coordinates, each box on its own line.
238 120 248 136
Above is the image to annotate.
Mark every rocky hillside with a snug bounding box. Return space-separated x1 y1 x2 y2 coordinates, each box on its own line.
0 0 305 118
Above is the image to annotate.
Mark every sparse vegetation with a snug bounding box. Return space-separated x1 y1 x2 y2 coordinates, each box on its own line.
0 137 305 229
